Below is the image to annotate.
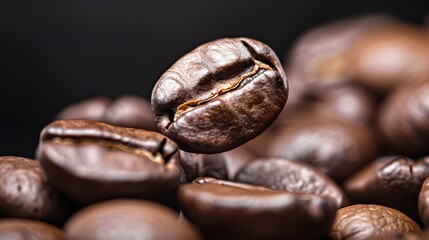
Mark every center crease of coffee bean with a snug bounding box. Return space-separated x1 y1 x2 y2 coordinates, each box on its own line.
173 59 273 121
49 137 165 164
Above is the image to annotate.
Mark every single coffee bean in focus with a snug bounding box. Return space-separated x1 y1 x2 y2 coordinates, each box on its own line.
152 37 288 153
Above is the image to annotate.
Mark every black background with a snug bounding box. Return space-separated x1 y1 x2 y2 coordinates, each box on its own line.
1 0 429 158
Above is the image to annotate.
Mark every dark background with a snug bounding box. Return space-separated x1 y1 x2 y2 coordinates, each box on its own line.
1 0 428 158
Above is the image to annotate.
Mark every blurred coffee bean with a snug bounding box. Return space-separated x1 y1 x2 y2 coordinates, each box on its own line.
277 84 376 127
418 177 429 226
349 23 429 92
37 119 181 204
285 13 394 105
65 199 201 240
57 95 157 131
344 156 429 221
221 146 257 180
0 219 65 240
56 97 110 122
330 204 420 240
178 177 336 240
235 158 349 208
0 156 72 225
267 119 378 182
378 79 429 157
152 38 288 153
104 95 157 131
179 150 227 182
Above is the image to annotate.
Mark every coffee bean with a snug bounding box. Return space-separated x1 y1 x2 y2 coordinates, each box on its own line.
235 158 349 208
151 37 288 153
278 84 376 127
56 95 157 131
378 80 429 157
178 177 336 240
330 204 420 240
267 119 377 182
418 177 429 226
0 156 72 225
103 95 157 131
0 219 65 240
285 14 394 105
36 119 181 204
344 156 429 221
179 150 227 183
65 199 201 240
349 23 429 92
56 97 110 122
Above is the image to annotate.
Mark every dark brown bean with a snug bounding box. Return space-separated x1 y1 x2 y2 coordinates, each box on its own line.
178 177 336 240
418 177 429 226
56 95 157 131
65 199 201 240
344 156 429 221
151 37 288 153
36 119 180 204
235 158 349 208
0 156 72 225
285 13 394 105
378 79 429 157
349 23 429 92
267 119 377 182
277 84 376 127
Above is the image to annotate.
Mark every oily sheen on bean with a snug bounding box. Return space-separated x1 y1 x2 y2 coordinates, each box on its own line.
152 37 288 153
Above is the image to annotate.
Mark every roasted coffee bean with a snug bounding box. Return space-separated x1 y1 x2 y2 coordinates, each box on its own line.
0 219 65 240
277 84 376 127
267 119 377 182
0 156 72 225
65 199 201 240
178 177 336 240
285 14 394 105
349 23 429 92
330 204 420 240
179 150 227 182
378 80 429 157
235 158 349 208
57 95 157 131
152 37 288 153
418 177 429 226
56 97 110 122
344 156 429 221
36 119 181 204
103 95 157 131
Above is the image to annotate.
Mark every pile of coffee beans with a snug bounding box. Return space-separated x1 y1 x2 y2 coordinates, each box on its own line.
2 13 429 240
